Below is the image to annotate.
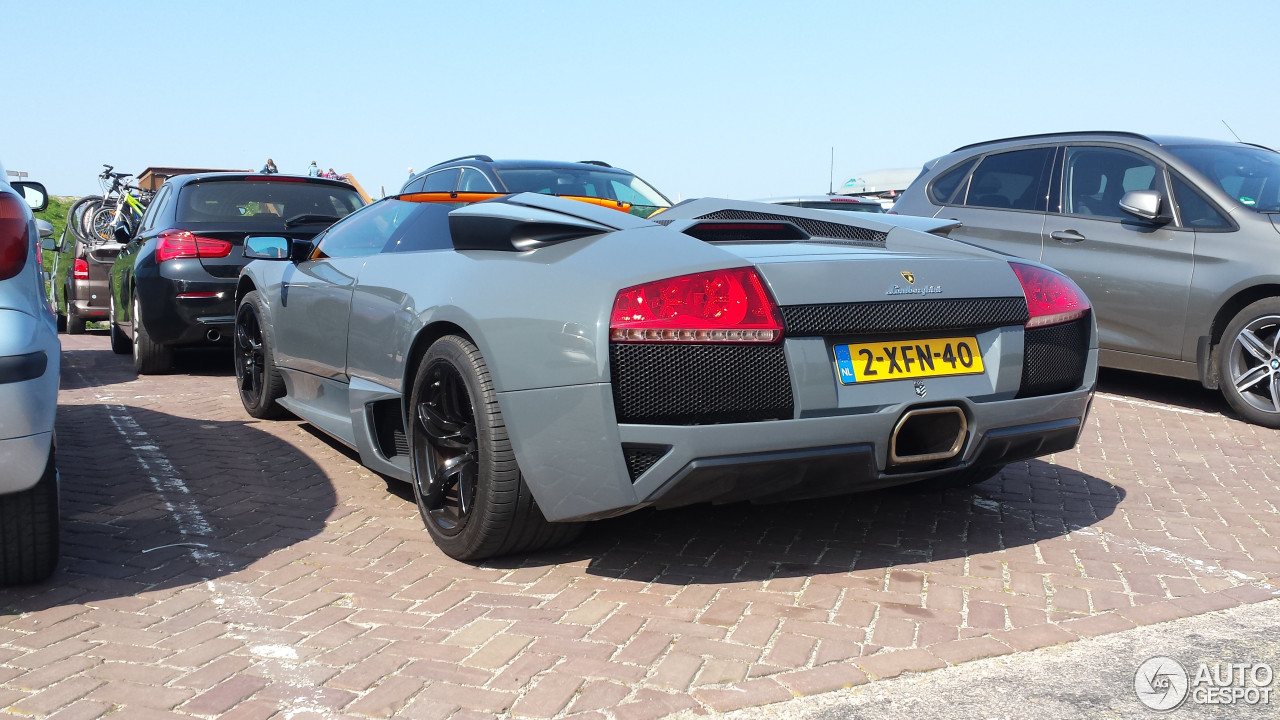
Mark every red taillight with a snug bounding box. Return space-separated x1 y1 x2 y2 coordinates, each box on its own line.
609 267 784 343
73 258 89 280
1011 262 1090 328
155 229 233 263
0 194 29 282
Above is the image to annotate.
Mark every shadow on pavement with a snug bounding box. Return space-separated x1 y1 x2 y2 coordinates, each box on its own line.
1097 367 1230 417
507 459 1123 584
0 404 336 612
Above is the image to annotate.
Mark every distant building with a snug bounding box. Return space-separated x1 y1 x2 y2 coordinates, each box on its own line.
837 168 920 209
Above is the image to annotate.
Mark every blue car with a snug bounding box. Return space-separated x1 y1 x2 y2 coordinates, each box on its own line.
0 161 60 586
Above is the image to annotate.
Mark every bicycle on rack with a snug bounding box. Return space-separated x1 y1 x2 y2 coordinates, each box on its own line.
83 165 151 241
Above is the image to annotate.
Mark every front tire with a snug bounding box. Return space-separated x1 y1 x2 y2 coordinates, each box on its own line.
0 448 60 586
407 335 581 560
133 293 172 374
1218 298 1280 428
235 291 287 419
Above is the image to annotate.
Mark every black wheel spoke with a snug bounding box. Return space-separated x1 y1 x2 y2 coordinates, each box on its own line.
411 358 480 534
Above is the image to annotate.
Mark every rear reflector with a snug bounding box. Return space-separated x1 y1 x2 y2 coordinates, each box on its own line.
155 229 234 263
610 267 784 343
0 193 28 282
175 291 223 299
73 258 89 280
1010 262 1091 328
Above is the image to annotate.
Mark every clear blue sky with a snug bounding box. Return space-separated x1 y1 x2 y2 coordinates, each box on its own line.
5 1 1276 200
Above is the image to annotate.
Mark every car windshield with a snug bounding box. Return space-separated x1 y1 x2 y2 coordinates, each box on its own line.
494 168 671 218
177 180 364 225
1167 144 1280 212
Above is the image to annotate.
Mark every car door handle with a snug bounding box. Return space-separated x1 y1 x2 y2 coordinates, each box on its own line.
1050 230 1086 243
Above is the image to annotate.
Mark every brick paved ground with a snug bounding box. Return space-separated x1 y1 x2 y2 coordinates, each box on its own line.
1 333 1277 719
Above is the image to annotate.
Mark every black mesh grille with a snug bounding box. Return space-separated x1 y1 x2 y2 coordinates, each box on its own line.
610 344 793 424
782 297 1029 337
1018 314 1090 398
695 209 887 245
622 444 669 482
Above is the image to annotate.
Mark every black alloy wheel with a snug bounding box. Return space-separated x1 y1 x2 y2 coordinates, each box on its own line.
412 358 479 536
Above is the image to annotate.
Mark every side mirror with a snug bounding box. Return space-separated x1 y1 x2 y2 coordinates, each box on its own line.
1119 189 1168 223
244 235 291 260
11 181 48 212
35 219 53 239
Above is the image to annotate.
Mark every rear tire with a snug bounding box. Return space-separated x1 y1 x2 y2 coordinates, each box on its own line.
235 291 287 419
407 335 582 560
0 448 60 587
66 309 86 335
56 312 67 333
133 293 172 374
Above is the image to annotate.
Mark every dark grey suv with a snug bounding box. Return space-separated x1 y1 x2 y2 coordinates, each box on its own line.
894 131 1280 426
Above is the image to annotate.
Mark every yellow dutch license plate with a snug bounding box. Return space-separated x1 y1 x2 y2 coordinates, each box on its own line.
833 335 984 384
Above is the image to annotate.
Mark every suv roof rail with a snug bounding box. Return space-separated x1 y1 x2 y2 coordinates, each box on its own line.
578 160 612 168
952 131 1156 153
428 154 494 169
1242 142 1279 153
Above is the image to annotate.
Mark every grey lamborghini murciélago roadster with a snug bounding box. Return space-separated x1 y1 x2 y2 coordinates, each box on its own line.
234 192 1097 560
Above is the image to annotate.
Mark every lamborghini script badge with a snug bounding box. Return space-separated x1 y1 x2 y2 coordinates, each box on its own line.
901 271 915 284
886 273 943 296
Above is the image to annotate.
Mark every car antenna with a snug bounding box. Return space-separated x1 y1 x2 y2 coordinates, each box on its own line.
1222 120 1244 143
828 147 835 195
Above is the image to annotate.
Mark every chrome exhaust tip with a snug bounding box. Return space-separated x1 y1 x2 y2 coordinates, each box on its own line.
889 406 968 465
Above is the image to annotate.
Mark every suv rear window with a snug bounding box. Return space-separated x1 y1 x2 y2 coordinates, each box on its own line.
928 159 977 205
964 148 1054 211
177 180 363 226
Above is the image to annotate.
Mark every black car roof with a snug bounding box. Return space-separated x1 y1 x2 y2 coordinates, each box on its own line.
166 172 355 188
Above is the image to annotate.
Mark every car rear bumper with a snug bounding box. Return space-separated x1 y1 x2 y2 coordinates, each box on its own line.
499 378 1095 523
69 297 109 320
136 263 237 346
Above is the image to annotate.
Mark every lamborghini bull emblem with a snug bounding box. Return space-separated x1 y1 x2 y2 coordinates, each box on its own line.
901 271 915 284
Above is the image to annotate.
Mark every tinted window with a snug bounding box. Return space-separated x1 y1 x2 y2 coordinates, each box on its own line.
1172 175 1232 230
1064 147 1162 220
420 168 460 193
383 203 454 253
176 180 363 227
458 168 494 192
141 184 171 232
315 200 417 259
402 176 427 194
964 148 1054 211
929 158 978 205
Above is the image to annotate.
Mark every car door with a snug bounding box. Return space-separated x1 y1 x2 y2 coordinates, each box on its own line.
1041 145 1193 360
346 202 456 390
939 146 1056 262
112 183 173 334
272 201 414 380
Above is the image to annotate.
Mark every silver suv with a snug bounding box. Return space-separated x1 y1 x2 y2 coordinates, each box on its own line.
0 160 60 585
894 131 1280 427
